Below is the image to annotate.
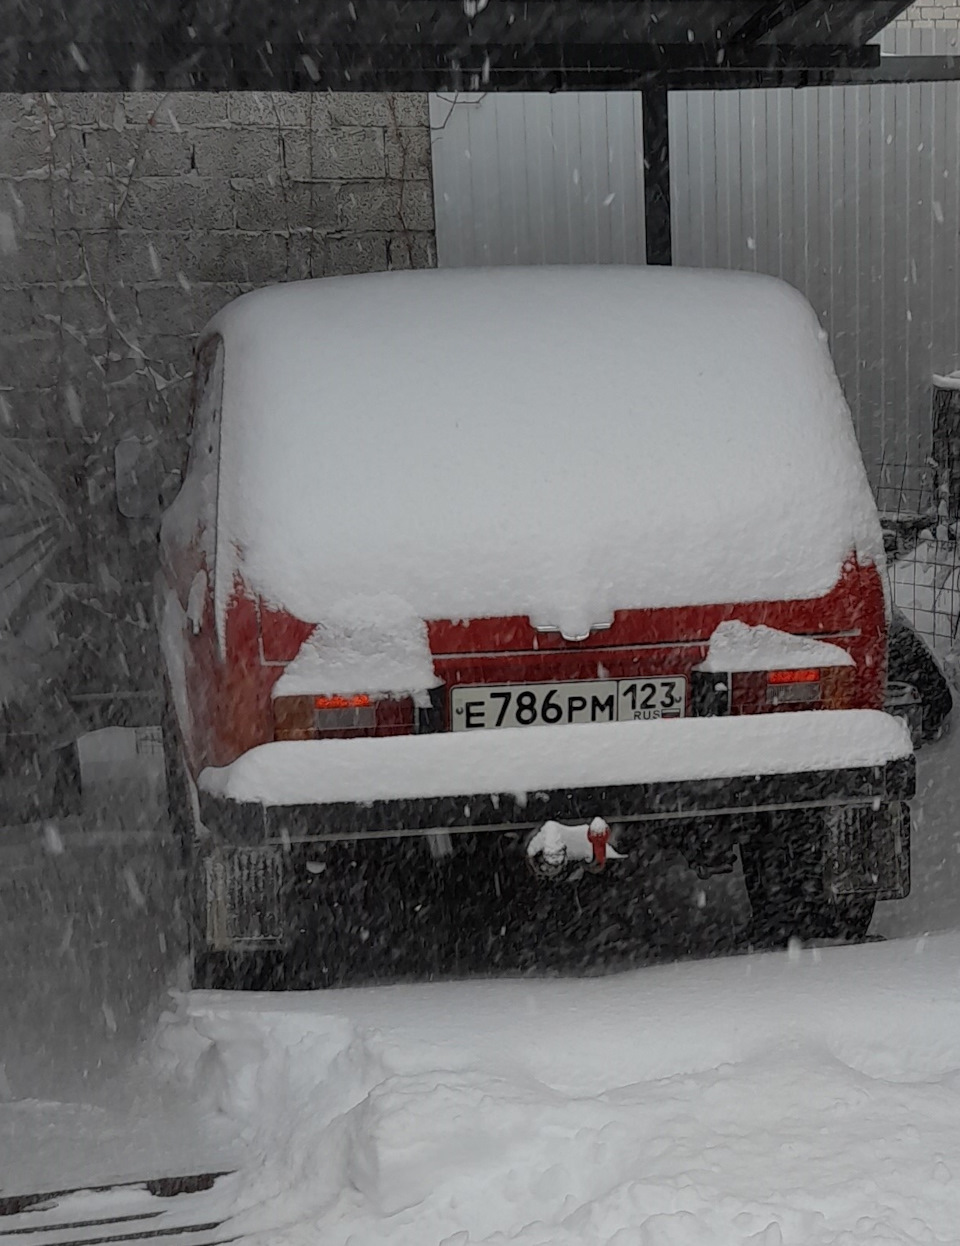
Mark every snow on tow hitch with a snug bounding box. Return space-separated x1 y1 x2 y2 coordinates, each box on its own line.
526 817 625 877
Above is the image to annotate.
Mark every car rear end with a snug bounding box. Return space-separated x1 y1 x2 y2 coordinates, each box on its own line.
164 267 914 980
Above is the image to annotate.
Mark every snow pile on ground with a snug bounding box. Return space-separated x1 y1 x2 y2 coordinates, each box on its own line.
153 934 960 1246
272 594 440 703
209 267 882 641
698 621 855 672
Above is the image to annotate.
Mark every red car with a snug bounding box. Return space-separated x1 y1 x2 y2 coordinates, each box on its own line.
158 267 914 987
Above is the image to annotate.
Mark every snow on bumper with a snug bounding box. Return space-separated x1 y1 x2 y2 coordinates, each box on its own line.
197 710 914 842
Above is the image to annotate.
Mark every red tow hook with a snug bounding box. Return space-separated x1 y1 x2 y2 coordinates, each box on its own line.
587 817 611 868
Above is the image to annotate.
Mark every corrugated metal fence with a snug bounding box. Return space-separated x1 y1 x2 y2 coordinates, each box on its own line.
430 28 960 512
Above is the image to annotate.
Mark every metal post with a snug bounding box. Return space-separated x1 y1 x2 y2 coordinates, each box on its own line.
642 84 672 265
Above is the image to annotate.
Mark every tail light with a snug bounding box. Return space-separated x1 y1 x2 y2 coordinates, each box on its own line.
693 665 856 716
765 668 821 704
273 694 415 740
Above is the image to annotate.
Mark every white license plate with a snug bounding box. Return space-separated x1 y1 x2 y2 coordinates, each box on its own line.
450 678 686 731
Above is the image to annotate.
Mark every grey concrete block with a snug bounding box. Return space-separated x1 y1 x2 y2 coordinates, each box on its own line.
111 230 180 283
57 375 114 434
53 178 122 230
395 180 436 233
386 231 437 271
336 181 400 232
0 122 58 176
123 93 229 128
75 128 194 177
390 94 430 128
385 126 433 180
310 127 385 180
0 232 85 283
120 230 295 287
0 385 70 438
278 129 311 180
121 178 234 230
132 285 199 335
72 231 127 293
58 334 111 391
323 234 389 276
191 129 283 179
0 286 40 333
337 180 435 233
53 93 116 126
232 179 334 231
178 231 296 285
287 232 315 281
228 93 312 128
318 94 392 128
137 332 194 374
320 92 428 129
0 332 62 388
2 177 54 233
0 96 46 127
136 282 243 336
46 285 111 338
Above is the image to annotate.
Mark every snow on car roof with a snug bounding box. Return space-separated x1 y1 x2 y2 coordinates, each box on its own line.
207 267 882 635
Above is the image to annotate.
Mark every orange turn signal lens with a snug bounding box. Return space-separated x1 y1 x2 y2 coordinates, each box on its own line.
314 694 373 710
767 668 820 685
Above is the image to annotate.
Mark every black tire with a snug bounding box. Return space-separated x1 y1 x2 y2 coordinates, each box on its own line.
740 812 876 946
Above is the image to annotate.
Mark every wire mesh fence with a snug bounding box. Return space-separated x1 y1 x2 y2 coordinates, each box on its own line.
878 456 960 662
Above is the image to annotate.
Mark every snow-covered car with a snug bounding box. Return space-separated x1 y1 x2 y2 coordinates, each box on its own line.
158 267 915 986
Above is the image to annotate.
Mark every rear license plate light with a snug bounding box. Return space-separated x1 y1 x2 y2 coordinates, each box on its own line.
766 680 821 705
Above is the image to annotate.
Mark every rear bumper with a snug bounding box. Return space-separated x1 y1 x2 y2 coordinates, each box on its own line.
198 758 916 845
197 711 915 845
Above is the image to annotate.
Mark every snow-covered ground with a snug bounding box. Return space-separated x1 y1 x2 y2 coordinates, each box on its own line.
141 930 960 1246
10 931 960 1246
3 728 960 1241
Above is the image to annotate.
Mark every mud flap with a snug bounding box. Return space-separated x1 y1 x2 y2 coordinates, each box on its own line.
204 846 286 951
824 801 911 901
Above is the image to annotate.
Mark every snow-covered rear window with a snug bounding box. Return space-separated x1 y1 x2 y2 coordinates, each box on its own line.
208 267 882 636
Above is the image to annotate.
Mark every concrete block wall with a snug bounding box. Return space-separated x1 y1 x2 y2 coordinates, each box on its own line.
0 92 436 713
893 1 960 28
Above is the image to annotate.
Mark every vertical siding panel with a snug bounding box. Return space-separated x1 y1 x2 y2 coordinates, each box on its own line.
689 92 718 267
668 91 687 267
775 90 795 285
856 87 879 481
749 88 768 274
890 83 909 477
843 85 862 433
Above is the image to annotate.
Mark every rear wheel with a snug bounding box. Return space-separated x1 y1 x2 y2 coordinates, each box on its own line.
740 812 876 946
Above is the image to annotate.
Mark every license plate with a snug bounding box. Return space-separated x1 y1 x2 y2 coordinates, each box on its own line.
450 678 686 731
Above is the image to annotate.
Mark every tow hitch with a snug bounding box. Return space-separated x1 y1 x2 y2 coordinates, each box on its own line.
526 817 625 877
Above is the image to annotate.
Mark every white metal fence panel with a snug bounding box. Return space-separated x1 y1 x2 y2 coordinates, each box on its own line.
430 35 960 502
430 92 645 267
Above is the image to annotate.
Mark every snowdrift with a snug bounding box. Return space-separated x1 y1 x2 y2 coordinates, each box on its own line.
153 934 960 1246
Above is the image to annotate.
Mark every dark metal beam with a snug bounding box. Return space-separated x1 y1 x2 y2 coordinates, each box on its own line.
642 85 671 266
719 0 815 45
0 39 884 94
